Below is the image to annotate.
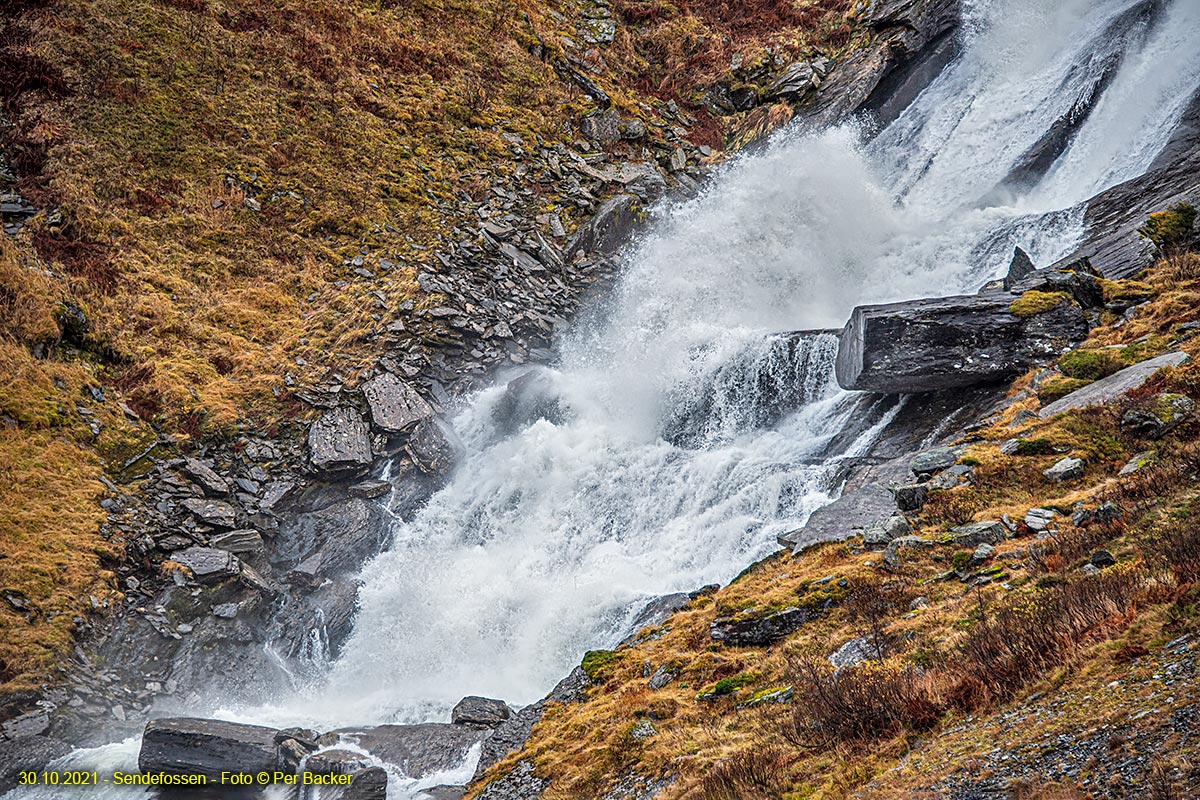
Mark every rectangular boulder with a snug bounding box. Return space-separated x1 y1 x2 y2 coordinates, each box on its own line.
139 717 279 778
835 292 1089 393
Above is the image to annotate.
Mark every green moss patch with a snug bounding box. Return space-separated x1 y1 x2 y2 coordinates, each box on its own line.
1010 290 1070 317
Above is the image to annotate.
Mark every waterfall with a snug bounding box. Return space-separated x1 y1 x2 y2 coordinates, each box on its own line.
306 0 1200 728
7 0 1200 796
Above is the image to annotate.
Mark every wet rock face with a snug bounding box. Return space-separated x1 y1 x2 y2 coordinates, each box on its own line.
275 496 387 582
710 607 820 647
452 696 511 728
407 418 458 476
139 717 279 778
493 369 565 434
361 372 433 434
835 291 1089 393
308 407 373 476
320 723 487 779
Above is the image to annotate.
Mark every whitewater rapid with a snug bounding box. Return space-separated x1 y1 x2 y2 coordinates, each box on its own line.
7 0 1200 796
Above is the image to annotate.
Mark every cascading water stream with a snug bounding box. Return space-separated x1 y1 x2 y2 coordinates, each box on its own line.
7 0 1200 796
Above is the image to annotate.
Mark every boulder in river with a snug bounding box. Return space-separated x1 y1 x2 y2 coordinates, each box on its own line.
138 717 279 779
835 291 1089 393
452 696 511 728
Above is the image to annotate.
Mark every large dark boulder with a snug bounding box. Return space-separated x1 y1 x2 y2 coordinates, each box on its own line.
710 606 820 646
565 193 642 260
452 696 511 728
138 718 279 779
361 372 433 434
308 407 373 476
835 291 1089 393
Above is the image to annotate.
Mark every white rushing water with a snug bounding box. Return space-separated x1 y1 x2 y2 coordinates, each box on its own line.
8 0 1200 796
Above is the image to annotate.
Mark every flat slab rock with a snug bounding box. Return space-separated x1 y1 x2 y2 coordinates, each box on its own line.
835 291 1089 393
139 717 279 779
308 406 373 476
1039 352 1191 418
777 482 895 551
361 372 433 434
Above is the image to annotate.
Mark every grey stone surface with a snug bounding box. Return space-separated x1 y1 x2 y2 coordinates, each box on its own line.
778 482 895 551
362 372 433 434
309 407 373 475
407 418 457 476
172 546 241 582
836 291 1089 393
710 606 819 646
911 446 959 477
565 194 642 260
138 717 279 779
1119 450 1157 475
209 529 264 556
180 498 237 528
948 521 1006 547
181 458 230 495
1039 352 1190 417
452 696 511 728
1044 457 1085 482
828 636 880 670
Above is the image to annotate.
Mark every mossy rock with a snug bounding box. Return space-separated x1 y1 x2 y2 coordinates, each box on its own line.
1014 438 1057 456
1010 290 1070 317
581 649 621 682
1039 377 1092 404
1058 349 1124 381
1098 278 1154 304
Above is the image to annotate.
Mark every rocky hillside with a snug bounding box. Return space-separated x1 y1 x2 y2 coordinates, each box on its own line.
0 0 876 699
465 242 1200 799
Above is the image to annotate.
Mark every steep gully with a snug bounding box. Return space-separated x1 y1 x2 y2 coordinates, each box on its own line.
7 0 1200 796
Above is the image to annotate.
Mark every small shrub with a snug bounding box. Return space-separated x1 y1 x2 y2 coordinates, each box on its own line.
698 671 760 699
783 654 944 746
1010 290 1070 317
1014 438 1057 456
687 746 793 800
1138 203 1197 256
949 567 1142 709
1144 518 1200 586
1058 349 1125 381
